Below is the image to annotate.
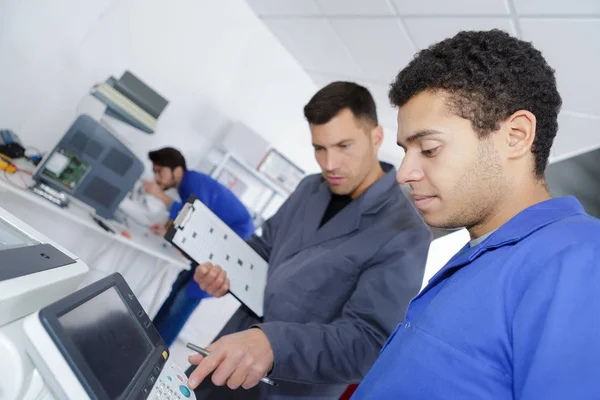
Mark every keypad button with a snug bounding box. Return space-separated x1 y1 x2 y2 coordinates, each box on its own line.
179 385 191 398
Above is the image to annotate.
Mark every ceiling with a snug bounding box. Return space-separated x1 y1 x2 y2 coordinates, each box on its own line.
245 0 600 165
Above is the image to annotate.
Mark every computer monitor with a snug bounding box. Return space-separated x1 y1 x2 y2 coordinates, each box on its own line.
23 273 196 400
32 115 144 219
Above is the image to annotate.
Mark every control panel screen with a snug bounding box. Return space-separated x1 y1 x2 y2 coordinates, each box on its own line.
58 286 153 399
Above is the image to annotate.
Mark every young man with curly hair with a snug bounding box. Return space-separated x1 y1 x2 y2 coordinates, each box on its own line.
352 30 600 399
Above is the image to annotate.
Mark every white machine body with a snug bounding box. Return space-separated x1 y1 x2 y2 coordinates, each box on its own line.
0 206 195 400
0 207 88 327
22 313 89 400
0 206 89 400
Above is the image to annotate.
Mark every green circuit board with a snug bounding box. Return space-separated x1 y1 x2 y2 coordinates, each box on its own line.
42 148 91 191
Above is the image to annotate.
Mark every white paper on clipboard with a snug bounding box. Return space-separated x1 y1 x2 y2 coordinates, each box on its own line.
169 198 267 318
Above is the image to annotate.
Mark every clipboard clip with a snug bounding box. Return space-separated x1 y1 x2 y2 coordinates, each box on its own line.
173 201 195 230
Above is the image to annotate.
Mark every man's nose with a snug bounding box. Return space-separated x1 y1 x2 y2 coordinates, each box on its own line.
323 152 341 173
397 158 424 185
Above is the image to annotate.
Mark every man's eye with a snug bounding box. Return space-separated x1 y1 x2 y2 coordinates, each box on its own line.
421 147 440 157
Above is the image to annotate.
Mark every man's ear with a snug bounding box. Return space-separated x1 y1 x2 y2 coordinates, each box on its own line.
174 166 185 179
504 110 536 160
371 125 384 149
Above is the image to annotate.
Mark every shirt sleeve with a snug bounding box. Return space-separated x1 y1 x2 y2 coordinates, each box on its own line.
512 243 600 400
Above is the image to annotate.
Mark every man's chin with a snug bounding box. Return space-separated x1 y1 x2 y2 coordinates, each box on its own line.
328 185 352 196
423 214 463 231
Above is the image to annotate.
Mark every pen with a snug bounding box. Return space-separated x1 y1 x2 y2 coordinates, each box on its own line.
92 216 115 233
186 342 278 387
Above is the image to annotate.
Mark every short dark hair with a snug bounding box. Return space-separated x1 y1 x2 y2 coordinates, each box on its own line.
389 29 562 177
304 81 378 127
148 147 187 170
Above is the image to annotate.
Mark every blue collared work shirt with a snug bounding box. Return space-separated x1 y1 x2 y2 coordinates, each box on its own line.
169 170 254 239
353 196 600 399
170 170 254 299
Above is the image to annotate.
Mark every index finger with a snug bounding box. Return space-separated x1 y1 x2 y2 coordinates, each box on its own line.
188 348 225 389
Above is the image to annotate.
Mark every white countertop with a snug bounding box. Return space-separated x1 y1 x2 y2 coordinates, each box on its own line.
0 172 188 270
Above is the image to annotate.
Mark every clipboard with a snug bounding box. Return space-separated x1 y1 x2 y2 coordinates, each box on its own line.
164 195 268 318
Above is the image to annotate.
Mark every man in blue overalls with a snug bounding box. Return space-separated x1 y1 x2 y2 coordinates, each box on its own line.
144 147 254 347
353 29 600 399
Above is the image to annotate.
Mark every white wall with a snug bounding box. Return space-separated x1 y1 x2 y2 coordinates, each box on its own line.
421 229 470 291
0 0 319 173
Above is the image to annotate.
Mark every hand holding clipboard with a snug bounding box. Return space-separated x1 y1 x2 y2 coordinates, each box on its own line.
193 262 230 298
164 195 268 318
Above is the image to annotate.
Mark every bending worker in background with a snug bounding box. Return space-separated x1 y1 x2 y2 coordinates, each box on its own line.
144 147 254 347
186 82 432 399
353 30 600 399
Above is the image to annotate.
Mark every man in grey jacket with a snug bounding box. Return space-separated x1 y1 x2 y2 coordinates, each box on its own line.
186 82 432 399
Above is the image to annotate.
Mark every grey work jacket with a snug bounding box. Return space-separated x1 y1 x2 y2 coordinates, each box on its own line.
192 162 431 400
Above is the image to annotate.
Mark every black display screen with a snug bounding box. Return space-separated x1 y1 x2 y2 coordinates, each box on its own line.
58 286 153 399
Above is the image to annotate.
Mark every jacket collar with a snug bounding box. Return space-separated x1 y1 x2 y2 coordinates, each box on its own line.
357 162 399 215
421 196 586 296
299 162 398 248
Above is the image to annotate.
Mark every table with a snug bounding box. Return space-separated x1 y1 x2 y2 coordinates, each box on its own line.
0 173 188 316
0 165 241 363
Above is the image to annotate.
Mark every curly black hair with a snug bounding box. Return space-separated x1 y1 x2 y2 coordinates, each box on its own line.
389 29 562 177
